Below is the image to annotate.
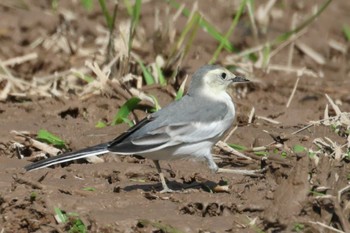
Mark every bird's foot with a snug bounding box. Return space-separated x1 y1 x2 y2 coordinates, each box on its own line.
159 187 176 193
159 188 190 194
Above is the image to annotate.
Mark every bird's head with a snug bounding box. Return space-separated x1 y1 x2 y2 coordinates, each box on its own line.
188 65 249 97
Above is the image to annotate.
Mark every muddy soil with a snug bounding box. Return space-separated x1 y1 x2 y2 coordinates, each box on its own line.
1 0 350 232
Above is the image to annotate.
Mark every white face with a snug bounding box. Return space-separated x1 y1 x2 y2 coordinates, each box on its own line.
203 68 236 94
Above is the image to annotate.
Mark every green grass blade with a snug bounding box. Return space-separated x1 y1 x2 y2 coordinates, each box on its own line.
203 19 234 52
175 75 188 100
54 207 68 223
112 97 141 126
232 0 332 59
183 13 201 57
293 145 306 153
165 0 234 52
69 218 87 233
149 94 161 112
343 24 350 41
156 64 167 86
95 120 107 128
74 72 94 83
37 129 66 149
128 0 141 55
210 0 247 64
262 43 271 67
130 178 147 183
51 0 58 10
82 187 96 191
122 118 135 127
132 0 141 27
98 0 112 29
229 143 247 151
272 0 332 45
81 0 93 11
81 75 94 83
138 60 155 85
173 11 200 54
254 151 268 156
30 192 37 201
123 0 133 16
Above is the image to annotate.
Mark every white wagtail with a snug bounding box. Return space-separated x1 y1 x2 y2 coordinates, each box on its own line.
25 65 249 193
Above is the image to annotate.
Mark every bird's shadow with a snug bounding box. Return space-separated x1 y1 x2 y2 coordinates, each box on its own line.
123 179 218 193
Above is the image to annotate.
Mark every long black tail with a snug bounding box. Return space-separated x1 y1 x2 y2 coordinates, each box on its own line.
25 143 109 171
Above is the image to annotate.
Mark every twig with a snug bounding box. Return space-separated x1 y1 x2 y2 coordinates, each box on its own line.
11 130 61 156
226 44 264 61
172 3 185 22
267 64 321 78
129 87 157 105
324 104 330 125
256 116 280 124
308 221 345 233
216 141 252 160
13 142 25 159
255 0 277 33
291 116 340 135
249 142 277 152
0 80 11 100
338 185 350 203
217 167 267 177
296 41 326 65
86 156 105 164
269 29 307 59
2 53 38 67
227 26 306 62
328 39 347 54
286 77 300 108
325 94 342 115
248 107 255 124
223 126 238 143
34 68 87 83
82 61 114 97
104 54 121 74
0 61 29 89
287 13 298 69
246 0 258 40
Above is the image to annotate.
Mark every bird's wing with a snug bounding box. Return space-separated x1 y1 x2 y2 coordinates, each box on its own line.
108 95 230 154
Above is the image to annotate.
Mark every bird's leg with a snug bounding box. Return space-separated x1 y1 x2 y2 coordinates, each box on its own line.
205 154 264 177
153 160 174 193
204 155 219 172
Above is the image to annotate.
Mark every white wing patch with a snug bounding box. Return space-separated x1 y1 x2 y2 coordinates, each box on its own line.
172 121 229 142
131 133 170 146
131 120 229 149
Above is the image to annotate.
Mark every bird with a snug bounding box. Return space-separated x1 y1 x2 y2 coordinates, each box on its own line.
25 65 249 193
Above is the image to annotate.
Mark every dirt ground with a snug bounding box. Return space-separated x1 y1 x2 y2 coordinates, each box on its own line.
1 0 350 232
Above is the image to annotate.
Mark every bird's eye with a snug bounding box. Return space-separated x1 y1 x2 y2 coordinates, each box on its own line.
221 72 227 80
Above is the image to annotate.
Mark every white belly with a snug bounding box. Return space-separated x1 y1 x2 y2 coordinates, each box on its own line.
140 140 215 161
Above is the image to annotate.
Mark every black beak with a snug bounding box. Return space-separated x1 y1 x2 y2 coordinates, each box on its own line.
232 76 250 83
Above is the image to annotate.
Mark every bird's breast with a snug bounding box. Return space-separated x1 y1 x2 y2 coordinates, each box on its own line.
219 94 236 133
